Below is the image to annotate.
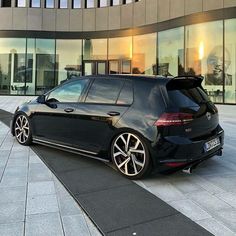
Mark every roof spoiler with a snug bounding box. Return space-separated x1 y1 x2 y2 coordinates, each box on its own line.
166 76 204 90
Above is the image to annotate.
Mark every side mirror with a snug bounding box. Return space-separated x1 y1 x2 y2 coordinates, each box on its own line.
37 94 46 104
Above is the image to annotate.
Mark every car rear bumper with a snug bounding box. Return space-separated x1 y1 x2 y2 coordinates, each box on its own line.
151 127 224 172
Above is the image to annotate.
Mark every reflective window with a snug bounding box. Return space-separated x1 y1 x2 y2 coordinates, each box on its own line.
16 0 26 7
35 39 56 95
86 0 94 8
30 0 40 7
45 0 54 8
133 33 157 75
225 19 236 103
25 39 35 95
48 79 89 103
98 0 107 7
111 0 120 6
158 27 184 77
117 81 133 105
59 0 67 8
1 0 11 7
86 78 123 104
0 38 26 95
109 37 132 60
72 0 81 8
186 21 223 103
83 39 107 60
108 37 132 74
56 40 82 84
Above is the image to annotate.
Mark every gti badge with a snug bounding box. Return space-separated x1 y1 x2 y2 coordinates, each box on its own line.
206 112 211 120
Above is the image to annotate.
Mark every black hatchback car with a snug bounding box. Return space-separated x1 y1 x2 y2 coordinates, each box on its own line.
11 75 224 179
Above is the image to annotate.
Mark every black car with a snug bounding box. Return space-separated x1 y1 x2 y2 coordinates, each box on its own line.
11 75 224 179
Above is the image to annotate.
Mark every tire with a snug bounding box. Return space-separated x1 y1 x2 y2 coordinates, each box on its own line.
14 114 32 146
111 132 152 179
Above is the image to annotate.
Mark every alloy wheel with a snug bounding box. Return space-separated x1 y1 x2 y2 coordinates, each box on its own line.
15 115 30 144
112 133 146 177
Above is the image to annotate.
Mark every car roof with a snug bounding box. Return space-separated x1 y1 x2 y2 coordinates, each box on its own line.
68 74 172 84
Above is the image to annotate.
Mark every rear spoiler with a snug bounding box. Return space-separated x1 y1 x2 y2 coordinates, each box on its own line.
166 76 204 90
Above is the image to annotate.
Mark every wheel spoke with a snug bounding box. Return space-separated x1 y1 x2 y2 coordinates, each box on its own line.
125 133 131 152
120 135 127 146
133 139 140 150
129 149 145 154
16 132 22 138
114 144 127 157
114 151 126 157
134 159 144 168
118 157 130 169
131 155 138 174
124 162 129 175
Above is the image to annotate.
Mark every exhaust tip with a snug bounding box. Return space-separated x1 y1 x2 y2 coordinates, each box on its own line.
182 167 193 174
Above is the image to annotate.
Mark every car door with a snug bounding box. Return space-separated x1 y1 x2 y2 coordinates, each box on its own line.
68 78 133 156
31 78 90 146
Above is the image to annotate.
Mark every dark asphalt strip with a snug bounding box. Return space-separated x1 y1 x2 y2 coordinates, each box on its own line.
0 109 212 236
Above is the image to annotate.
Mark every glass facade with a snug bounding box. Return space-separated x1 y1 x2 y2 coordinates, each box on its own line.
185 21 224 102
1 18 236 104
133 33 157 75
225 19 236 104
158 27 184 77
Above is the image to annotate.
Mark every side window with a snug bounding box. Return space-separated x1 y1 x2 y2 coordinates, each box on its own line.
85 78 124 104
47 79 89 103
117 81 133 105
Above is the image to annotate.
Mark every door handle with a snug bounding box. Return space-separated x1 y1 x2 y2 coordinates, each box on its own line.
107 111 120 117
64 108 74 113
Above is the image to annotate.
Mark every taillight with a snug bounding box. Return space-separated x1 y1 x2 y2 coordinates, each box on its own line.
155 113 193 127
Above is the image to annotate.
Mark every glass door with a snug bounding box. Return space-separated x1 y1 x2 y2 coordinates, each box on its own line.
83 61 107 75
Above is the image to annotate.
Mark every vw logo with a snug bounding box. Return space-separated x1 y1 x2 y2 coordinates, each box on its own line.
206 112 211 120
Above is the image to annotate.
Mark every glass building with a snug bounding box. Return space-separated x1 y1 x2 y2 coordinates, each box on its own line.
0 0 236 104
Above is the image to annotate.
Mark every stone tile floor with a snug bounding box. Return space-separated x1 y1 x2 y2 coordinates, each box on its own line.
135 105 236 236
0 96 236 236
0 96 101 236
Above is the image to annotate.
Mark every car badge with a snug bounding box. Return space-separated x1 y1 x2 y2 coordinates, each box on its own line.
206 112 211 120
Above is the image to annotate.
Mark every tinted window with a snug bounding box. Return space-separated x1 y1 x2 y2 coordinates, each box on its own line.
167 87 209 108
117 81 133 105
86 78 124 104
47 79 89 103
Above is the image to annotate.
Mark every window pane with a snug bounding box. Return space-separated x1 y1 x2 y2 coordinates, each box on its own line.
99 0 107 7
112 0 119 5
117 81 133 105
1 0 11 7
25 38 35 95
86 78 123 104
45 0 54 8
225 19 236 103
158 27 184 77
186 21 223 103
35 39 56 95
133 33 157 75
31 0 40 7
59 0 67 8
0 38 26 95
16 0 26 7
56 39 82 84
109 37 132 60
83 39 107 60
86 0 94 8
72 0 81 8
48 79 89 103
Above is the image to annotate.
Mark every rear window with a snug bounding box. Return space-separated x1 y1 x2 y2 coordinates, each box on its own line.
167 87 209 108
85 78 124 104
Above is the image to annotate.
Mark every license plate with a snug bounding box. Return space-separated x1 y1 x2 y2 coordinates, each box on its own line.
204 138 220 152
